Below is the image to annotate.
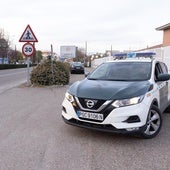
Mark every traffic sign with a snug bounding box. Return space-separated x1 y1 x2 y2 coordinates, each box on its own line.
22 42 35 57
19 25 38 42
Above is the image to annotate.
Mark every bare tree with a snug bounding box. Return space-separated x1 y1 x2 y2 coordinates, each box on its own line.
0 29 10 64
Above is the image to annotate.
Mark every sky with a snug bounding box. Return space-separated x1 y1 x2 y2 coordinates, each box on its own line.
1 0 170 54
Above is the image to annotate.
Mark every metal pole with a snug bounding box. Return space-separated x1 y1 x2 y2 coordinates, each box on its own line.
84 41 87 64
85 41 88 66
51 44 54 83
27 57 30 85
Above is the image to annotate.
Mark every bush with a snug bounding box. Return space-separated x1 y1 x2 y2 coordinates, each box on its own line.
30 59 70 86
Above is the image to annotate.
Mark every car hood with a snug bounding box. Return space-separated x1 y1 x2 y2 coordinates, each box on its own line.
68 79 152 100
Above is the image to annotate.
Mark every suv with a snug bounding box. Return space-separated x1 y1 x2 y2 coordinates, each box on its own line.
62 56 170 138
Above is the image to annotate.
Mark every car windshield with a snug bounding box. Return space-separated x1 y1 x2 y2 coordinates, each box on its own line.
88 62 152 81
72 62 83 66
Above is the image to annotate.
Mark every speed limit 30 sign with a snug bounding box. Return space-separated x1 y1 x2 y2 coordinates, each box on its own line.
22 42 35 57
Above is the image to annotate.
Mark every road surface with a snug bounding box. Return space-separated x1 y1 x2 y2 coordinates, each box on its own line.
0 71 170 170
0 68 29 94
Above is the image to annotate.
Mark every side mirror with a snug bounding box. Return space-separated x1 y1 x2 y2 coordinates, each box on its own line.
157 73 170 81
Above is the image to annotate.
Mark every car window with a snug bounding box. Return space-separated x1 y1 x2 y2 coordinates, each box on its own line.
72 62 83 66
155 65 159 80
88 62 151 81
154 62 169 81
160 62 168 73
89 63 109 79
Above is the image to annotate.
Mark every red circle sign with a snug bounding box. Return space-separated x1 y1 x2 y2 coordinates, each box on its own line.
22 42 35 57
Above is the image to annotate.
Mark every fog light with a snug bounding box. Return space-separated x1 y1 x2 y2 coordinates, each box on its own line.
62 106 67 113
124 115 140 123
126 127 139 131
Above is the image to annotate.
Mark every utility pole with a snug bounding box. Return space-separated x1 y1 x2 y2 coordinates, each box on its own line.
51 44 53 59
85 41 87 56
51 44 54 83
84 41 87 65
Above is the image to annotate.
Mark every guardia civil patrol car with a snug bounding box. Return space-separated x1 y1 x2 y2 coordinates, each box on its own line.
62 53 170 138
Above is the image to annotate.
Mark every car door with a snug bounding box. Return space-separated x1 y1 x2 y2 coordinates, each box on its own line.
160 62 170 103
155 62 169 112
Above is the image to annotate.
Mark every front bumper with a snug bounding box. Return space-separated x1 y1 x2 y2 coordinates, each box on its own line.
62 97 150 133
62 116 145 134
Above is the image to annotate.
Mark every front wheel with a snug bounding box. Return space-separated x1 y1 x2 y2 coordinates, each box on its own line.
140 105 162 139
165 105 170 113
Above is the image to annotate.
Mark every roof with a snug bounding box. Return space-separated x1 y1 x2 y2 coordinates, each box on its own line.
156 23 170 31
137 44 163 51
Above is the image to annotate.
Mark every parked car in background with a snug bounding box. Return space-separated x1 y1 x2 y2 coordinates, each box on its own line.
70 62 84 74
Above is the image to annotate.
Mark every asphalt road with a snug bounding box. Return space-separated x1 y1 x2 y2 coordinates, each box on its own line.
0 68 28 94
0 71 170 170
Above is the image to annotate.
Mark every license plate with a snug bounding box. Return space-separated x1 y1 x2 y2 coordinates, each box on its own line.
77 111 104 121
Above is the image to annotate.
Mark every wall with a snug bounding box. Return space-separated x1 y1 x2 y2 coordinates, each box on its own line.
163 29 170 47
142 46 170 72
91 47 170 72
91 56 113 68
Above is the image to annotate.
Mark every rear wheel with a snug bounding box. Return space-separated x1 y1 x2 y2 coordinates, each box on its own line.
140 105 162 139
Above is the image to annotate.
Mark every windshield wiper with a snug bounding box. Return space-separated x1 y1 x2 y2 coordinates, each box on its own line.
101 79 131 81
88 77 110 80
88 77 98 80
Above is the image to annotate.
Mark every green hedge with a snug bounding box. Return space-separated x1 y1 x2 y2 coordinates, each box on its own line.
0 64 36 70
30 60 70 86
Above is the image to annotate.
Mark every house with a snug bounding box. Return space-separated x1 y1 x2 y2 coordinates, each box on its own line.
156 23 170 47
136 23 170 71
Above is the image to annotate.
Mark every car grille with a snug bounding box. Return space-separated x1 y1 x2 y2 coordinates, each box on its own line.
73 98 115 123
75 97 113 112
78 98 106 110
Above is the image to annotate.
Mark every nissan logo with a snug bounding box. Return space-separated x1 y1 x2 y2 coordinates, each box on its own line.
86 100 95 108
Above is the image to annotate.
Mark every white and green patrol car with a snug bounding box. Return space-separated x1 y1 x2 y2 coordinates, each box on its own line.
62 53 170 138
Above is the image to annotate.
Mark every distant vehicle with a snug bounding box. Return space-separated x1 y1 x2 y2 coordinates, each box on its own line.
62 54 170 139
70 62 84 74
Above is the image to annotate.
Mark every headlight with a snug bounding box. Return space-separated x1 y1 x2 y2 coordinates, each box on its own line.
112 95 144 108
65 92 75 103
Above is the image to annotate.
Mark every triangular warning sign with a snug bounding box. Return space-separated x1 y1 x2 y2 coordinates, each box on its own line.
19 25 38 42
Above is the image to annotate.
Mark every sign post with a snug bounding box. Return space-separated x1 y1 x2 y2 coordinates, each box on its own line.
19 25 38 85
26 57 30 85
22 42 35 85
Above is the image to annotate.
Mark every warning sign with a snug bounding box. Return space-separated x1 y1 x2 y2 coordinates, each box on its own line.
19 25 38 42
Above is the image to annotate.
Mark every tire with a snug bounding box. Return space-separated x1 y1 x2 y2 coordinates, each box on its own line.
140 105 162 139
165 105 170 113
